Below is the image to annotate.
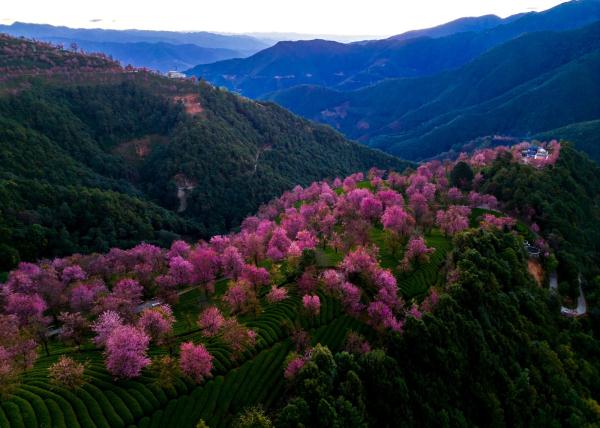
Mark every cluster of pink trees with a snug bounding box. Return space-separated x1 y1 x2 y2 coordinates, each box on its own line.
336 247 405 332
436 206 471 236
0 139 557 384
197 307 256 359
480 214 516 230
400 236 435 272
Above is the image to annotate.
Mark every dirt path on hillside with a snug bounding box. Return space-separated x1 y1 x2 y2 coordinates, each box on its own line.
528 260 543 285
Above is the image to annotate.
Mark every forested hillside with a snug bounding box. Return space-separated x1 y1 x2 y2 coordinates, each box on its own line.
1 142 599 427
535 120 600 162
0 34 409 270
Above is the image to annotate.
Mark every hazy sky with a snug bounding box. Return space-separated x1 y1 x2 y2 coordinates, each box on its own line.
1 0 568 37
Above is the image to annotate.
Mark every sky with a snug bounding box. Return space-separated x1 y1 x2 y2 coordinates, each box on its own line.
1 0 568 37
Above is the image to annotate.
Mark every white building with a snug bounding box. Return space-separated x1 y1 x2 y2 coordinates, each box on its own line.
167 71 186 79
534 147 549 160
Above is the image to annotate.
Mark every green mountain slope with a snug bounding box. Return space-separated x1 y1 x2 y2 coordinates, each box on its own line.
535 119 600 162
0 35 409 270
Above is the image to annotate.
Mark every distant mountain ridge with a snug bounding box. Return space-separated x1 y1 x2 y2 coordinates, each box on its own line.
187 0 600 96
46 39 242 72
268 22 600 160
0 22 271 72
387 13 524 41
0 22 269 50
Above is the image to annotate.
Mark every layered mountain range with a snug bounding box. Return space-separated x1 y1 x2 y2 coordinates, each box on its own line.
186 0 600 161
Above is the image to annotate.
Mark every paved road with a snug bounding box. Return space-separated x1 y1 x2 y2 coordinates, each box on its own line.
550 272 586 317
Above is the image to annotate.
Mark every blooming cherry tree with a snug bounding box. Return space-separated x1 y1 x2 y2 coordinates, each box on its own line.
179 342 213 384
302 294 321 316
104 325 151 379
197 307 225 337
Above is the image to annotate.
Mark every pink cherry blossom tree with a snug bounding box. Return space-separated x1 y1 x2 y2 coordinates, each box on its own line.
61 265 87 284
221 319 256 359
137 304 174 345
189 246 220 292
223 279 258 315
381 205 415 239
400 236 435 271
240 264 270 289
302 295 321 316
266 286 288 304
340 282 363 316
373 269 402 310
295 230 318 251
69 280 107 313
58 312 89 349
168 256 194 286
104 325 151 379
197 306 225 337
284 355 306 380
359 196 383 221
179 342 213 384
91 310 123 348
321 269 343 294
99 278 143 320
167 240 191 259
480 214 516 230
266 227 292 261
221 246 245 279
298 269 318 295
436 206 471 236
367 301 403 333
377 189 404 209
447 187 462 202
48 356 86 389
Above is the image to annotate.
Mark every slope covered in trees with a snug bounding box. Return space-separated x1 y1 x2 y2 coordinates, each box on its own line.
1 141 599 427
535 120 600 162
0 34 409 271
268 22 600 160
188 0 600 97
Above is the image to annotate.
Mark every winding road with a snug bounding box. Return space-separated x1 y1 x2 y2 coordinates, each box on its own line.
549 272 586 317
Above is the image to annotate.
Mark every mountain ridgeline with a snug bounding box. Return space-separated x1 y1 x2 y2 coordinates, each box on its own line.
0 34 409 270
268 21 600 160
188 0 600 97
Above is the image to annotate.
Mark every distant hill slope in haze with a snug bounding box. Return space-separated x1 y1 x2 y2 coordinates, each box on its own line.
0 22 269 51
0 22 270 72
50 39 243 72
268 22 600 160
188 0 600 97
0 34 409 270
